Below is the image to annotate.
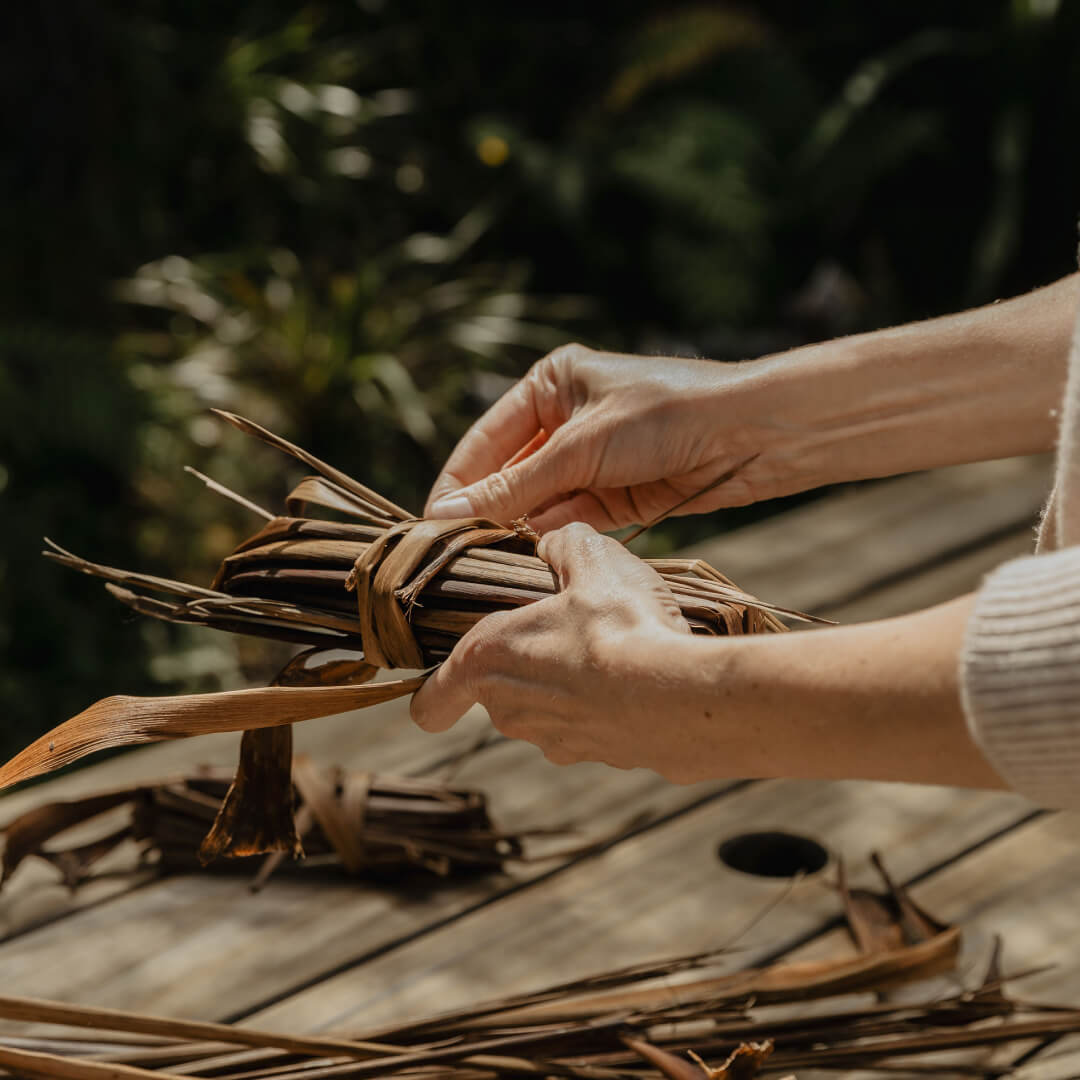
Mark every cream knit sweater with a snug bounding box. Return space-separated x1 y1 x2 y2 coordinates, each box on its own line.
961 300 1080 808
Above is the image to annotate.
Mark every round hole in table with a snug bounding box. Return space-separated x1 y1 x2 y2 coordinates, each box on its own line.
717 830 829 878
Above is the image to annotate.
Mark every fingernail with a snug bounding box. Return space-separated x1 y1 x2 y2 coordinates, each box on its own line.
427 493 473 519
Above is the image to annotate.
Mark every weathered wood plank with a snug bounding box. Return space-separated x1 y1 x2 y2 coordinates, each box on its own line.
1013 1037 1080 1080
248 779 1030 1036
821 527 1036 623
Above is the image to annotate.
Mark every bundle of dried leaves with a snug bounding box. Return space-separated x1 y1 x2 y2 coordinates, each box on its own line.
0 856 1070 1079
0 412 814 861
0 753 578 892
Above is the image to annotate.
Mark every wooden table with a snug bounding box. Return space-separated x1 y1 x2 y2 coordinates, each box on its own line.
3 455 1078 1078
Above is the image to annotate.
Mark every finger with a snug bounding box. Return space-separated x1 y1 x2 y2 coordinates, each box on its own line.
527 492 620 534
425 382 542 514
529 470 755 535
538 521 658 592
538 522 690 631
425 358 573 515
528 482 680 534
427 425 589 524
409 646 482 733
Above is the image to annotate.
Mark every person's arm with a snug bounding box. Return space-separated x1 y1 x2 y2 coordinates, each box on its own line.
425 274 1080 532
655 593 1003 788
742 272 1079 497
411 523 1006 791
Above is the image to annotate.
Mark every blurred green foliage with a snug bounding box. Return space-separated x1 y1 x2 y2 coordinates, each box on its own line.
2 1 1079 754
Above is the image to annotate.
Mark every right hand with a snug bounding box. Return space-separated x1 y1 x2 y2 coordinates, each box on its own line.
425 343 788 532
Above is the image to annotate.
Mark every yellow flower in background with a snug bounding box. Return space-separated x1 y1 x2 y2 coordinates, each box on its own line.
476 134 509 167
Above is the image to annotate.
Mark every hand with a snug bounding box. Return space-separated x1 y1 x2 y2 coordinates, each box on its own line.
426 275 1080 533
410 522 699 780
424 343 782 532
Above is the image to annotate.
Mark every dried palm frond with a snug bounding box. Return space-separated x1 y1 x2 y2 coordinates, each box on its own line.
0 856 1070 1079
0 755 582 891
0 412 818 856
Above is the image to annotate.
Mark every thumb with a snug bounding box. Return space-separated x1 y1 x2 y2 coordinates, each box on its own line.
538 522 691 633
427 432 582 524
538 521 654 592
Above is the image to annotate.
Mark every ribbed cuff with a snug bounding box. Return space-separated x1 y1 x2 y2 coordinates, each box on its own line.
961 547 1080 809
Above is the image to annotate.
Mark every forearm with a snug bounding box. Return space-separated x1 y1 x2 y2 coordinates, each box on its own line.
652 595 1007 789
729 273 1079 494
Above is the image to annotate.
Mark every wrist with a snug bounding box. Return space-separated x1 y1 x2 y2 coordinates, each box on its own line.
696 345 859 499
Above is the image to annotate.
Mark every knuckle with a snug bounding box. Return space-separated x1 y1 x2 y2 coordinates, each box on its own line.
477 469 516 514
538 520 595 564
457 613 515 679
565 587 606 621
454 625 497 681
532 344 590 418
476 608 515 643
540 342 589 371
559 520 595 542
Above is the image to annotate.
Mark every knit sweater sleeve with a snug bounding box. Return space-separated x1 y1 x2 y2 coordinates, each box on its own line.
961 544 1080 809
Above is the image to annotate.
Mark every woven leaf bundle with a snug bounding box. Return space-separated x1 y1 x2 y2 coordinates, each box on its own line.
1 412 810 859
0 755 581 894
0 857 1072 1079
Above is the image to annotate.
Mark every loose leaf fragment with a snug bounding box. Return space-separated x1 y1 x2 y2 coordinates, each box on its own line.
272 649 380 689
689 1041 774 1080
0 993 397 1056
211 410 413 523
0 1044 187 1080
870 850 950 944
622 1036 710 1080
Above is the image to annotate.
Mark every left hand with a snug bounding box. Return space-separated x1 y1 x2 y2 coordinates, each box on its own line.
410 522 694 777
